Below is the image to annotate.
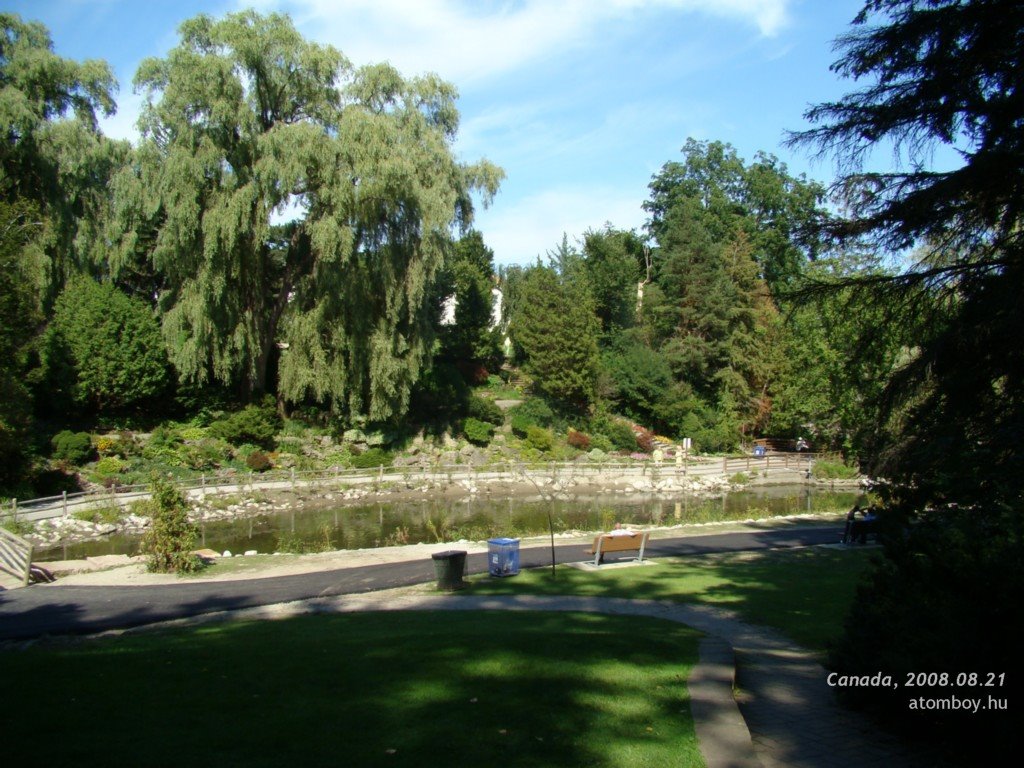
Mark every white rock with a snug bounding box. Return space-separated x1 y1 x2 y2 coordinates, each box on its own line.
222 550 232 558
244 549 257 556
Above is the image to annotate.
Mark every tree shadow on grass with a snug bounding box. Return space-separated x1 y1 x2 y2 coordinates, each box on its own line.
2 610 703 768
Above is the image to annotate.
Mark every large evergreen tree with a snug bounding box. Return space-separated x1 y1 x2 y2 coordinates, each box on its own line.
790 0 1024 753
645 145 784 446
112 11 501 420
511 264 599 409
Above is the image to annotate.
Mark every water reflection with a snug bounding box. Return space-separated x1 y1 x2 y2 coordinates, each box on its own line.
37 486 861 561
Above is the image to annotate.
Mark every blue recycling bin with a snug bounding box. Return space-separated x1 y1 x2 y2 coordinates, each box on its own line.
488 537 521 577
754 445 766 457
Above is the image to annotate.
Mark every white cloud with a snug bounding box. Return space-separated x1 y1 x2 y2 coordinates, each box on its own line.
473 183 650 266
98 86 144 143
252 0 791 84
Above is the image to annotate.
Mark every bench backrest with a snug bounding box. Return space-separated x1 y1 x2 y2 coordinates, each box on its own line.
591 533 643 553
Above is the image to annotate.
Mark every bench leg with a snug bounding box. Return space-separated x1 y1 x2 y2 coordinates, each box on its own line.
637 534 648 563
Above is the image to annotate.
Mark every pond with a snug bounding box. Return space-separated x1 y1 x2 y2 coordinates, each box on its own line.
36 485 864 562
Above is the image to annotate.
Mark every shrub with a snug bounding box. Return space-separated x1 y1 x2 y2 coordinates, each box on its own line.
525 425 554 453
73 504 125 525
51 431 94 465
601 335 674 426
634 426 655 453
94 435 118 456
566 428 591 451
812 459 861 479
245 449 273 472
463 417 495 446
93 456 127 477
590 433 614 453
510 412 533 438
180 438 231 470
1 517 33 536
96 432 140 459
511 397 554 426
350 447 391 469
207 403 280 449
275 524 334 555
146 425 183 451
178 426 207 441
128 497 157 518
467 395 504 426
509 398 555 437
591 416 637 452
143 476 201 573
40 276 169 412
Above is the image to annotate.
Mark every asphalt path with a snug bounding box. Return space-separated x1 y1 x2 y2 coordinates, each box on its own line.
0 526 840 642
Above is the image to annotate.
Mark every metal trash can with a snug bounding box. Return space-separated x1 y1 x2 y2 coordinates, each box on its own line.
431 550 468 591
487 537 520 577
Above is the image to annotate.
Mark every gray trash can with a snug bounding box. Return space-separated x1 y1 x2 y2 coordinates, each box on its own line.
487 537 520 577
431 550 468 590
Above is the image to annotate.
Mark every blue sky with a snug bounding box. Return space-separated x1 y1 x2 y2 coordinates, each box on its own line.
9 0 877 265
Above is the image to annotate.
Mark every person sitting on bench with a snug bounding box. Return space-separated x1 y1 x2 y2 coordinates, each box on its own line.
850 506 879 544
841 505 862 544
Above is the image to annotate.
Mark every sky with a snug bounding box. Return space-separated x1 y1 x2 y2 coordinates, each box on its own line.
7 0 879 266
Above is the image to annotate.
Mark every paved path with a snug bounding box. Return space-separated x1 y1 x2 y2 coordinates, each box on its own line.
0 526 839 640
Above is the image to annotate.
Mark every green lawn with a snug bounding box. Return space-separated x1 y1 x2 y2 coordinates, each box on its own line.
4 611 703 768
469 546 877 651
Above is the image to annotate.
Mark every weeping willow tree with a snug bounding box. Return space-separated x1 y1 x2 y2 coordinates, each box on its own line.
0 13 126 301
112 10 501 420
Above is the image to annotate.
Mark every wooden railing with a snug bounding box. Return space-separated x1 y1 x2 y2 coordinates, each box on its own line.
0 526 33 586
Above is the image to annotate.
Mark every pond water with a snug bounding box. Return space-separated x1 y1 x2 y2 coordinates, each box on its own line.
36 485 864 562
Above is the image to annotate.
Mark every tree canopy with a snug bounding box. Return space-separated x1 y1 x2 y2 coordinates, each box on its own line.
0 13 125 296
113 11 502 420
790 1 1023 752
0 199 43 489
436 230 502 374
644 142 787 446
790 0 1024 507
510 264 600 409
646 139 828 295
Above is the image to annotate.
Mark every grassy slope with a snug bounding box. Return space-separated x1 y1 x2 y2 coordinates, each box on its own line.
4 611 703 768
469 546 877 652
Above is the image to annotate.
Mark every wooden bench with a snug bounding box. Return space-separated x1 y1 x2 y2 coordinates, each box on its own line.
587 531 650 566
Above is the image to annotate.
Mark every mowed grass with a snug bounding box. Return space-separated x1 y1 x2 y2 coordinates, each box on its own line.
3 611 703 768
470 546 876 651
